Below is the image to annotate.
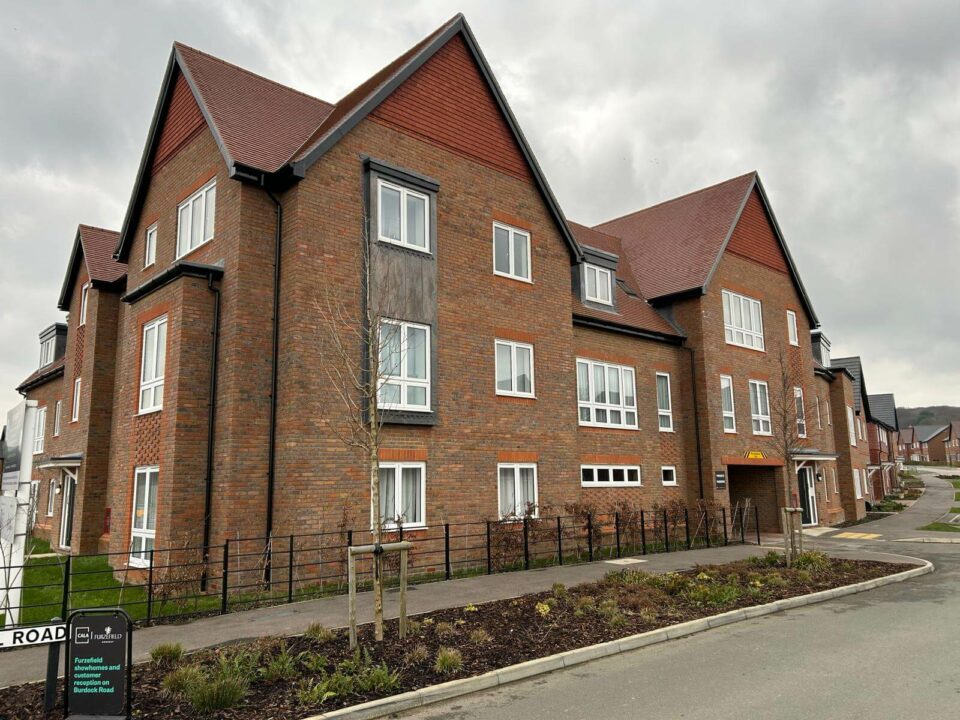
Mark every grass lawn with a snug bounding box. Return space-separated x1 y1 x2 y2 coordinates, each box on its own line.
920 522 960 533
952 481 960 489
950 507 960 514
954 491 960 502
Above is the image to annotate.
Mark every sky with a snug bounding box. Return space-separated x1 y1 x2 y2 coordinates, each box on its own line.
1 0 959 414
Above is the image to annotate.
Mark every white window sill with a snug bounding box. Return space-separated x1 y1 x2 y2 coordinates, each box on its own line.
378 235 431 255
493 270 532 284
379 524 427 532
496 391 536 399
659 427 675 433
723 429 738 435
128 558 151 569
585 297 614 306
752 431 773 437
578 421 639 431
138 407 163 417
725 340 766 353
176 235 215 262
661 482 679 487
380 405 431 413
581 483 643 489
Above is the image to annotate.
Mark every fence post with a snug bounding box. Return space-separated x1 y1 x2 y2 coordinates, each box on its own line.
663 509 670 552
485 520 492 575
556 516 563 565
522 517 530 570
146 549 155 624
287 534 294 604
684 508 691 549
640 509 647 555
704 510 711 548
220 541 229 615
722 507 729 546
754 505 761 545
740 507 746 544
444 523 451 580
586 513 594 562
614 512 622 558
60 555 71 619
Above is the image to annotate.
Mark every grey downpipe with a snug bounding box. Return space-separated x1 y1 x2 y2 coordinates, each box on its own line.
200 274 220 590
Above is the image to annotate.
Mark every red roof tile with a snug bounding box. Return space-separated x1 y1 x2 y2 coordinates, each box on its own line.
79 225 126 284
568 222 681 339
17 356 65 393
594 173 756 301
174 43 335 173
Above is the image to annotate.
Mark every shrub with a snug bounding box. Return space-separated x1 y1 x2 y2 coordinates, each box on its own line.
405 644 430 664
551 582 568 599
150 642 184 667
355 663 400 693
573 595 596 616
434 621 456 638
793 551 830 573
406 619 423 635
162 665 204 696
638 608 657 624
463 603 479 613
469 628 492 644
185 674 248 713
434 647 463 675
323 670 356 697
297 678 337 706
795 569 812 583
304 623 337 644
684 583 742 607
298 651 328 674
260 643 298 682
750 551 783 568
217 647 260 683
764 572 788 588
535 601 551 618
597 598 626 627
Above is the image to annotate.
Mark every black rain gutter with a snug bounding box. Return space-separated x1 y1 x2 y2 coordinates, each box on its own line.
683 346 706 500
264 185 283 556
121 261 223 304
572 315 685 345
200 273 221 586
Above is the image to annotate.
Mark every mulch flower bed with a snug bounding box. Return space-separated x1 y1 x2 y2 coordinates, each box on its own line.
2 552 912 720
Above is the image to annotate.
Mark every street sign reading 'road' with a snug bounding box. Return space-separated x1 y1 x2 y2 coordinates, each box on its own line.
0 623 65 648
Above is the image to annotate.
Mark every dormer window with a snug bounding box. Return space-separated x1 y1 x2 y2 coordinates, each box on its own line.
39 337 55 368
378 179 429 253
584 264 613 305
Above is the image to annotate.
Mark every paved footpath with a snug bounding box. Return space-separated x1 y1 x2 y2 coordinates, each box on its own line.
1 542 773 688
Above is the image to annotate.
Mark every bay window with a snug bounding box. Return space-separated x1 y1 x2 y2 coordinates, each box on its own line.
139 316 167 413
129 466 159 567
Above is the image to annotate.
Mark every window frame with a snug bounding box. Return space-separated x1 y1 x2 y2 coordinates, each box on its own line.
786 310 799 346
129 466 159 568
580 465 642 488
53 400 61 437
376 461 426 529
176 178 217 258
832 468 839 495
847 406 857 447
815 396 822 430
856 416 863 440
853 468 863 500
661 466 678 487
47 479 56 516
144 223 157 268
576 358 638 429
722 289 765 351
720 375 737 433
71 378 81 422
795 387 807 438
584 264 614 305
656 372 674 432
377 319 431 413
492 222 531 282
376 178 430 254
33 406 46 455
494 339 535 398
79 283 90 326
39 337 55 367
748 380 772 436
497 463 539 519
138 316 167 415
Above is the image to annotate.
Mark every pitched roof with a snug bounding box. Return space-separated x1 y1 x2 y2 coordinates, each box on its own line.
867 393 898 430
831 357 871 416
593 172 818 326
58 225 126 310
17 356 65 394
915 424 949 442
568 222 683 340
899 427 915 444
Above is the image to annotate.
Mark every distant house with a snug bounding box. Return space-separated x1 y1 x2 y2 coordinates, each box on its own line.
945 421 960 466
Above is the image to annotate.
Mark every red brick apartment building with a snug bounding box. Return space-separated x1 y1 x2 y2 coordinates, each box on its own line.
945 421 960 465
18 14 885 565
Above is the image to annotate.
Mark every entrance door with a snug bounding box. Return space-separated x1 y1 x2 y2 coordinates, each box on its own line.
798 467 818 526
59 469 77 549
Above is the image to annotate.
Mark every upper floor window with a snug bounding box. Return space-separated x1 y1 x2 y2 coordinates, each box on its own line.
79 284 90 325
493 222 530 281
176 179 216 258
795 387 806 438
139 317 167 414
821 345 831 367
584 264 613 305
495 340 534 397
786 310 799 346
722 290 764 351
39 337 55 368
71 378 81 422
720 375 736 433
856 416 863 440
145 223 157 268
749 379 771 435
378 319 430 412
580 464 641 487
33 406 46 454
378 179 428 253
815 396 822 430
53 400 62 437
47 479 55 516
576 358 637 429
378 462 425 529
847 406 857 446
656 372 673 431
498 463 538 519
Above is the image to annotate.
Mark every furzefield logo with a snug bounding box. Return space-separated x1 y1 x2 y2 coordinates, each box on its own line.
75 627 90 644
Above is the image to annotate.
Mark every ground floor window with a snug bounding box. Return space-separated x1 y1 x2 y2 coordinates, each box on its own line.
378 462 425 528
130 466 159 567
47 479 55 516
498 463 538 518
580 465 641 487
661 466 678 486
853 468 862 500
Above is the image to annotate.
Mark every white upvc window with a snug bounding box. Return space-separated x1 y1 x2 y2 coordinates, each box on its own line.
492 222 531 282
39 337 55 367
815 396 822 430
832 468 839 495
53 400 62 437
795 387 807 438
145 223 157 268
576 358 637 429
656 372 673 431
720 375 736 433
378 462 425 529
139 316 167 414
857 416 863 440
847 407 857 446
661 466 678 486
129 466 159 567
748 380 772 435
79 283 90 326
786 310 799 346
826 399 832 426
722 289 765 350
47 479 56 516
495 340 535 397
584 264 613 305
33 406 46 454
378 319 430 412
377 179 429 253
581 465 641 487
862 469 870 496
176 179 216 258
853 468 863 500
71 378 81 422
498 463 538 519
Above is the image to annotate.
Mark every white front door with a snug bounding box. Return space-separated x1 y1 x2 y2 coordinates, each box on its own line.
59 469 77 549
798 467 818 526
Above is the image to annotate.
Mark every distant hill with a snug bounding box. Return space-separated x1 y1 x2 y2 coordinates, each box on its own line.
897 406 960 428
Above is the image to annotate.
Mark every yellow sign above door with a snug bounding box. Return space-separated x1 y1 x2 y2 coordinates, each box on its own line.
745 450 766 460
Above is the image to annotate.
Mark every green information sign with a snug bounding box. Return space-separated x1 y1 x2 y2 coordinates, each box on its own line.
65 609 131 719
